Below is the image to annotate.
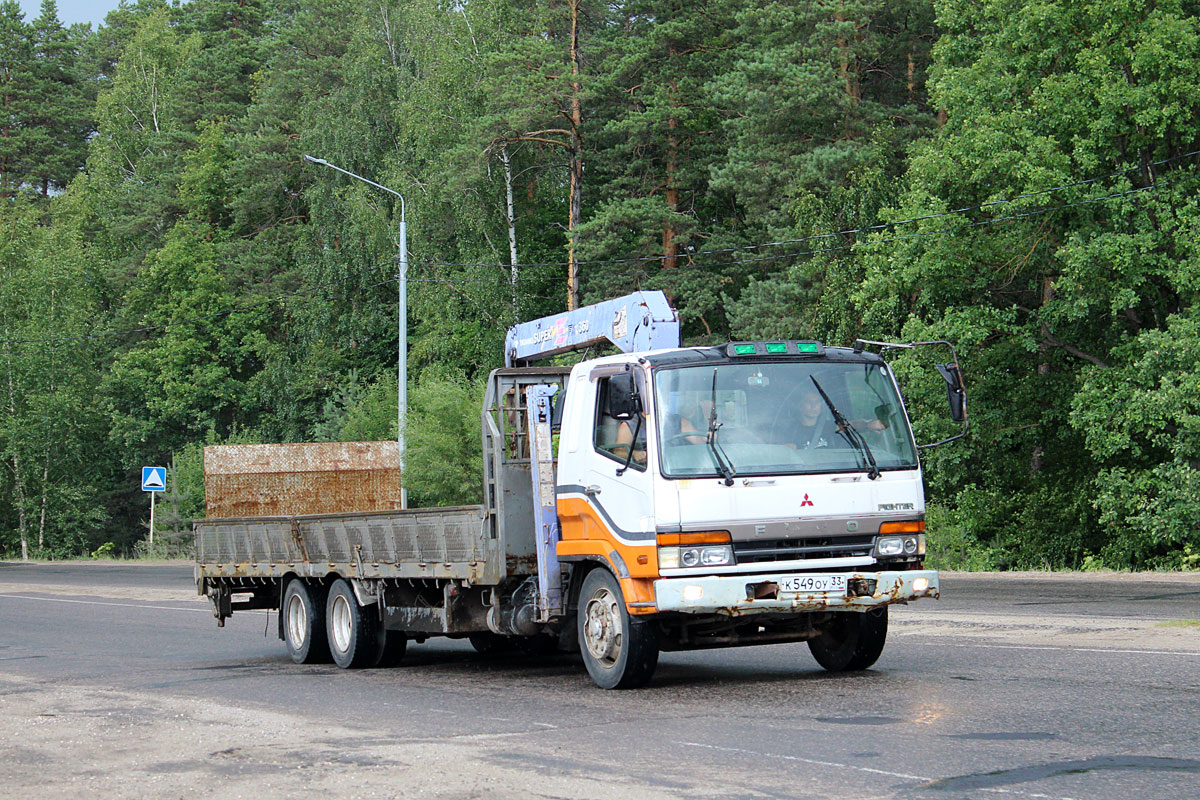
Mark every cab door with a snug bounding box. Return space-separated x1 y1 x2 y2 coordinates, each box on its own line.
557 367 657 547
586 372 656 541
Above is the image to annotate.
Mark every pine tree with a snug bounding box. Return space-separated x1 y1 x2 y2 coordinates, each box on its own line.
28 0 92 195
0 1 37 196
579 0 739 336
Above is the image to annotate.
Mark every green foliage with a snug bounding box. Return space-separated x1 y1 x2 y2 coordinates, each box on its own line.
847 0 1200 569
403 370 484 508
0 200 108 560
2 0 1197 572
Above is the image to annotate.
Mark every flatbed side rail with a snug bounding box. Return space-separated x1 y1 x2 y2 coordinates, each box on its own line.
194 505 497 584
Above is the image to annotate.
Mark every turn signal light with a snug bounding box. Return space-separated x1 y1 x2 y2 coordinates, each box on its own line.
879 520 925 535
657 531 731 546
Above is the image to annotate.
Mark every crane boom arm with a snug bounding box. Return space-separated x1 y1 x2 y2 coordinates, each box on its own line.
505 291 680 366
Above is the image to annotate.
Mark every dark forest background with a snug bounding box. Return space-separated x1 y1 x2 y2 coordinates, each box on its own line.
2 0 1198 569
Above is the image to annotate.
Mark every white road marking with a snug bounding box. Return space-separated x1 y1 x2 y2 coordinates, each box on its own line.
906 640 1200 658
0 593 229 614
675 741 1077 800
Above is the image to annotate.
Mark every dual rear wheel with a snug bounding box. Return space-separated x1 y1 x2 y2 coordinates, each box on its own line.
283 578 402 668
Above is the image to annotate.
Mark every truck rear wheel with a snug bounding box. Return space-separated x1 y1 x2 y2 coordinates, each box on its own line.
808 607 888 671
378 631 408 667
283 579 330 664
468 632 513 655
577 568 659 689
326 579 385 668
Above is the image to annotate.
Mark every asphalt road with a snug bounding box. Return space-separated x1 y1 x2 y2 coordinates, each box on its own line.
1 562 1197 799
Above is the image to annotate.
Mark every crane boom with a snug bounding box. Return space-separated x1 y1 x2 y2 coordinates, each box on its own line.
504 291 680 367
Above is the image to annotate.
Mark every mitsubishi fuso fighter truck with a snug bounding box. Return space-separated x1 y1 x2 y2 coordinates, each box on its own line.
195 290 967 689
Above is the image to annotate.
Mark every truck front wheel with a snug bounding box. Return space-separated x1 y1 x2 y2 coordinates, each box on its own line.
283 579 330 664
808 607 888 671
326 579 385 668
577 568 659 689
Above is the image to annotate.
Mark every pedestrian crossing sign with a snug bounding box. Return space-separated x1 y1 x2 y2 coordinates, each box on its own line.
142 466 166 492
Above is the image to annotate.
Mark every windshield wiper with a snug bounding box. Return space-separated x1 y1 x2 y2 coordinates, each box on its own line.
707 368 736 486
810 377 881 480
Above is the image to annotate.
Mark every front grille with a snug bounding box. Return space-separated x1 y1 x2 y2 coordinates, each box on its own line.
733 535 874 564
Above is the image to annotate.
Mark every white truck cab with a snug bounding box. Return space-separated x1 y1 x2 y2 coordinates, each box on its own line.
501 296 967 687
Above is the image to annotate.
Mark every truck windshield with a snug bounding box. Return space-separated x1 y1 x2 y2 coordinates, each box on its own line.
653 361 918 478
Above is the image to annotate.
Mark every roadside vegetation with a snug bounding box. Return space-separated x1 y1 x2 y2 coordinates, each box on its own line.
1 0 1198 570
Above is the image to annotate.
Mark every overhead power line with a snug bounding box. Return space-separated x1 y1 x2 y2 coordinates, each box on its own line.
412 148 1200 271
2 155 1193 348
680 176 1185 271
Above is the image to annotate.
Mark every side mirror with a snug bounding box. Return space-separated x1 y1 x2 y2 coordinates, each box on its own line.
936 363 967 423
550 386 566 431
607 373 640 420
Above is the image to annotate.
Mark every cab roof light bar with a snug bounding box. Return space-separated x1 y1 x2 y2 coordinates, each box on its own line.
725 341 824 357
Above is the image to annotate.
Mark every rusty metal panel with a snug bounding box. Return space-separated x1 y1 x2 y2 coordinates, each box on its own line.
203 442 402 518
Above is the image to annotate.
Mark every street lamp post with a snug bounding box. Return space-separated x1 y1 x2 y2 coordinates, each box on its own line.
303 154 408 509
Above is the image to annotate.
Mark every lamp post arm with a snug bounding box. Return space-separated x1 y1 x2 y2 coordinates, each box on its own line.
303 154 405 221
303 153 409 508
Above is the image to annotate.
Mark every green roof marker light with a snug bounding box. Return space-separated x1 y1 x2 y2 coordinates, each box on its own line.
724 341 827 357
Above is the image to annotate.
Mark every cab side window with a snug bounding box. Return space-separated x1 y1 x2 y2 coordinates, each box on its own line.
594 377 647 469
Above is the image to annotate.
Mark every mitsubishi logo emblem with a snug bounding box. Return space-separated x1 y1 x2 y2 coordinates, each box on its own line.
801 494 814 507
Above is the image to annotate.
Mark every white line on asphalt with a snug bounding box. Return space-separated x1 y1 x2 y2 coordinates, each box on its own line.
911 641 1200 657
675 741 1076 800
0 593 222 614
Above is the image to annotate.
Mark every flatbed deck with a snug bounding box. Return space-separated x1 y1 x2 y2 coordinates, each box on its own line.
194 506 496 584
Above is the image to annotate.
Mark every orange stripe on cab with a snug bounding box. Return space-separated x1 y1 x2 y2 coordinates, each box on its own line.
557 495 659 615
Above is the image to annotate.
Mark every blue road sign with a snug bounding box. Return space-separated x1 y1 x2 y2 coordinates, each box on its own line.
142 466 166 492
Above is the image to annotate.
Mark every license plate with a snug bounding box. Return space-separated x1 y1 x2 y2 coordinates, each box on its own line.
779 574 847 594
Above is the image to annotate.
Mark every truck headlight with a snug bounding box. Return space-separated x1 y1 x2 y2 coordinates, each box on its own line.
875 534 925 558
658 545 733 569
876 536 904 556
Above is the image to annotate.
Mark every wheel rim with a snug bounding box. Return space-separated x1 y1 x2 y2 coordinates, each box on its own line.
286 592 307 649
582 587 622 667
331 592 352 654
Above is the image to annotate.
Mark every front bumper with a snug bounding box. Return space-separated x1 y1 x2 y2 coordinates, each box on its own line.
653 569 938 615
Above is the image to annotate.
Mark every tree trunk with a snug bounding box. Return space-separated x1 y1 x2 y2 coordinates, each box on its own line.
1031 275 1056 474
663 53 679 270
3 339 28 560
834 11 861 111
501 144 518 309
38 447 48 550
907 50 916 101
12 453 27 561
566 0 584 310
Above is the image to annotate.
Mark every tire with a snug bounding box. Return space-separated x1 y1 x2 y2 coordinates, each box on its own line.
326 579 385 668
283 579 330 664
577 568 659 689
378 631 408 667
469 632 513 655
516 633 559 656
808 607 888 671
